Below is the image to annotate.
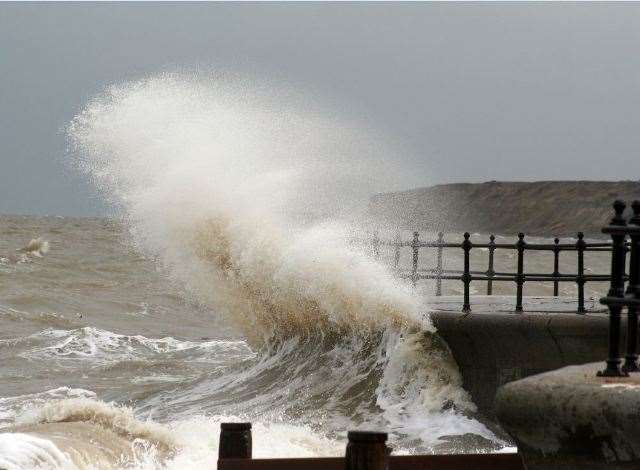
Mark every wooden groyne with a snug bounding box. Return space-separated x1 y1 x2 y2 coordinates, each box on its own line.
217 423 525 470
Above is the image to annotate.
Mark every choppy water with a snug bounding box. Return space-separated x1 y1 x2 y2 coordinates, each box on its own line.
0 215 511 469
0 74 610 468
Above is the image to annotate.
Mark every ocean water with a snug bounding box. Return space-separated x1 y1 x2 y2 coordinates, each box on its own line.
0 215 511 469
0 74 608 468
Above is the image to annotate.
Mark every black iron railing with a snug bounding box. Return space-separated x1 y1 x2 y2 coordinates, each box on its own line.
365 229 616 313
599 200 640 377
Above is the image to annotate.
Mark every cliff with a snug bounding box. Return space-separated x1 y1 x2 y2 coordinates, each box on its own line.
368 181 640 237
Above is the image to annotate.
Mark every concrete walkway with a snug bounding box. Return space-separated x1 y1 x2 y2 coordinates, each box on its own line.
422 294 606 314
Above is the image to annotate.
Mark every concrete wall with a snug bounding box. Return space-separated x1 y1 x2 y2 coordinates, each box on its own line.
431 301 614 416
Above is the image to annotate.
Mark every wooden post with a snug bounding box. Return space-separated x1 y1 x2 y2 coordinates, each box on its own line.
576 232 586 313
411 231 419 287
515 233 525 312
435 232 444 296
219 422 252 460
553 238 560 297
487 234 495 295
345 431 388 470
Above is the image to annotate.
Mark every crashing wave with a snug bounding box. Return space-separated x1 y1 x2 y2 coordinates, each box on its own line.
0 237 50 265
56 72 502 465
21 238 50 257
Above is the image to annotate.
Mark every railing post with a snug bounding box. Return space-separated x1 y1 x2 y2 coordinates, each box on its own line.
598 200 629 377
576 232 586 314
372 230 380 260
435 232 444 296
219 422 252 460
487 234 495 295
393 231 401 271
345 431 388 470
462 232 472 312
411 231 419 288
623 200 640 373
553 237 560 297
515 232 525 312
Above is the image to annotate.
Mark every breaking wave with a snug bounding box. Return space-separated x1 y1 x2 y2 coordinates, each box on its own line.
0 73 504 468
0 237 50 265
67 73 422 338
22 238 50 257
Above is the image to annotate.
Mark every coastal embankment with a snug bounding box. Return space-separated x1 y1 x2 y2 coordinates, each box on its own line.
369 181 640 237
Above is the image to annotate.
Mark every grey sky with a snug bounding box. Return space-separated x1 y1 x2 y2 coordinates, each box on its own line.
1 2 639 216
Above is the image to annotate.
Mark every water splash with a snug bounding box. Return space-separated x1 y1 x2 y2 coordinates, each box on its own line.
15 72 513 467
67 73 425 338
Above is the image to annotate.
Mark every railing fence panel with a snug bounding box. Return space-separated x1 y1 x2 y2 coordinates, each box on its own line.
366 229 618 313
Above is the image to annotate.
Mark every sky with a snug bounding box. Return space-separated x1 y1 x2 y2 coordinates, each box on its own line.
1 2 639 216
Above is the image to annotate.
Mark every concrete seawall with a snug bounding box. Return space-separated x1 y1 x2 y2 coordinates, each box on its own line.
428 296 613 415
496 362 640 469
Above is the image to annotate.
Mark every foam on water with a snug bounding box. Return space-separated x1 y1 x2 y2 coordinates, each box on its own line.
0 73 506 467
67 74 423 337
0 433 79 470
0 237 50 265
19 327 253 365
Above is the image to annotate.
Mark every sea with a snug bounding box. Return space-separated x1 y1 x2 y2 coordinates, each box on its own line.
0 74 612 469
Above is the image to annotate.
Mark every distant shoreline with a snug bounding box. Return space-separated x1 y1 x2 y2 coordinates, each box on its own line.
369 180 640 238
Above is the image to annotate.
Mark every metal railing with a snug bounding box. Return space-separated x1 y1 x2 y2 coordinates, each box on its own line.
599 200 640 377
366 230 616 314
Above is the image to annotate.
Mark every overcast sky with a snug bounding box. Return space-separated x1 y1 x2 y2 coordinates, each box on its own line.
1 2 639 216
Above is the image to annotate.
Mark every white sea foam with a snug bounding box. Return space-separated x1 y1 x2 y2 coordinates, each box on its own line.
58 73 503 466
3 398 345 470
22 238 50 257
67 74 423 336
20 327 253 365
16 398 177 448
0 237 49 265
0 388 97 429
0 433 79 470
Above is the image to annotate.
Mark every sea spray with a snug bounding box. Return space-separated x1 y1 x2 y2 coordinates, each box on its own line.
0 433 79 470
0 72 510 468
21 238 50 257
67 73 426 337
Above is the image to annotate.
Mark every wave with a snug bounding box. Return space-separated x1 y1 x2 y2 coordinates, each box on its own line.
17 327 254 366
3 399 174 469
1 400 345 470
67 74 422 336
0 388 97 430
21 238 50 257
58 72 502 465
0 324 503 469
0 433 79 470
0 237 50 265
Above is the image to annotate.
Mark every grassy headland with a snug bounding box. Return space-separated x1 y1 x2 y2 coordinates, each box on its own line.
369 181 640 237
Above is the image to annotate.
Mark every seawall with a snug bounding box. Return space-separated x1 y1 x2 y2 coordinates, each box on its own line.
429 296 612 416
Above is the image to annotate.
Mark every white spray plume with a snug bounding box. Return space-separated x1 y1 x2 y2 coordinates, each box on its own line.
68 73 426 338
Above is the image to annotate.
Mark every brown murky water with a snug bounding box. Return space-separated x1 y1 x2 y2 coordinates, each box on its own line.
1 216 609 468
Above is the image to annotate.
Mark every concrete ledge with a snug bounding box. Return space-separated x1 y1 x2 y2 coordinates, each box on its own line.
495 363 640 469
428 296 614 415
